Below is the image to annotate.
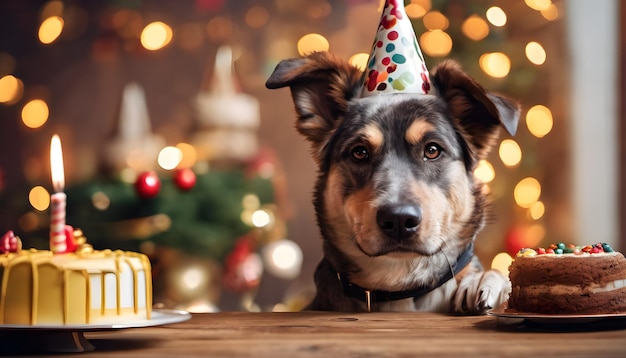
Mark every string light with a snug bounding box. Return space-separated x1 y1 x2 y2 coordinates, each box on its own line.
525 41 546 65
526 105 553 138
473 160 495 183
38 16 64 44
21 99 49 129
0 74 23 104
529 201 545 220
297 33 329 56
541 4 559 20
348 53 369 71
158 146 183 170
406 4 427 19
29 186 50 211
499 139 522 167
461 15 489 41
524 0 552 12
486 6 507 27
423 11 449 30
420 30 452 57
514 177 541 208
140 21 173 51
479 52 511 78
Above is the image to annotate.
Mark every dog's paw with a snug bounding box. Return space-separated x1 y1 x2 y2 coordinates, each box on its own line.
451 269 511 315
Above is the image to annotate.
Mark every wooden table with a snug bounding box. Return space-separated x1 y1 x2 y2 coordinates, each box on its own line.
2 311 626 357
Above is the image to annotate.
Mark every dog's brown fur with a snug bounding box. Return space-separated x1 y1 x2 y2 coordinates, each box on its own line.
267 52 519 313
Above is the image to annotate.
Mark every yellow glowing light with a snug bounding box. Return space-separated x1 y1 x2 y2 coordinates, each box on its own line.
473 160 495 183
242 193 261 210
157 146 183 170
486 6 507 27
498 139 522 167
490 252 513 276
297 33 329 56
38 16 64 44
525 42 546 65
175 142 197 169
526 105 553 138
411 0 432 11
529 201 545 220
140 21 173 51
479 52 511 78
514 177 541 208
541 4 559 20
420 30 452 57
0 75 23 104
406 4 427 19
423 11 449 31
29 186 50 211
92 191 111 211
251 209 271 228
525 0 552 11
271 241 300 270
21 99 49 129
349 53 369 71
245 6 270 28
461 15 489 41
526 224 546 247
182 267 204 290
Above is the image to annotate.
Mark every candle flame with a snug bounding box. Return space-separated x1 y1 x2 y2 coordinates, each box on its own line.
50 134 65 192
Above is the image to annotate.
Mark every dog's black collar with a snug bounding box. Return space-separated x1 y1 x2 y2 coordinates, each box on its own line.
336 243 475 311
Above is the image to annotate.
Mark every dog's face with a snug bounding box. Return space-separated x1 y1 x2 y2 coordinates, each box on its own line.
267 52 519 290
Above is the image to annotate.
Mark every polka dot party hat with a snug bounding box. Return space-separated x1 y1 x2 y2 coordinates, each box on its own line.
360 0 430 97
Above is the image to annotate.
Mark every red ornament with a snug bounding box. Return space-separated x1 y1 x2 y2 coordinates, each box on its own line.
173 168 196 191
505 226 529 257
0 230 22 254
222 236 263 293
135 171 161 198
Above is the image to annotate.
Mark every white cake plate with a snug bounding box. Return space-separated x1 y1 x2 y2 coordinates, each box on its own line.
0 308 190 353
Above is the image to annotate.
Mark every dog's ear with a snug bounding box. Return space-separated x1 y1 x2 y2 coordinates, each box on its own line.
266 52 362 158
430 60 520 165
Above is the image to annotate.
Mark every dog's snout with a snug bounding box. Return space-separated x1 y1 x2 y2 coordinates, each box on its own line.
376 204 422 241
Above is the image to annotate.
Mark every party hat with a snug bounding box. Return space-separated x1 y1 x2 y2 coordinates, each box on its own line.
360 0 430 97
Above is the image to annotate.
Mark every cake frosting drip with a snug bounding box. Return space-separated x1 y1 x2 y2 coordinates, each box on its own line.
508 243 626 314
0 249 152 325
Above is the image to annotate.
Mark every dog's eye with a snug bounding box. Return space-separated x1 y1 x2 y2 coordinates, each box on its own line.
351 146 369 161
424 143 442 160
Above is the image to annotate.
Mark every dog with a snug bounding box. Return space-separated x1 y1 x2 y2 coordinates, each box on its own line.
266 51 520 313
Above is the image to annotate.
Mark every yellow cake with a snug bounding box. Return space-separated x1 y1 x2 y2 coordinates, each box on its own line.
0 248 152 325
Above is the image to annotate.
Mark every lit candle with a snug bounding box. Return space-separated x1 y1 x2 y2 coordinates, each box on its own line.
50 134 67 253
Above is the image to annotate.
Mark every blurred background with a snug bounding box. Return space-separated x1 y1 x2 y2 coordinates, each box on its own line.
0 0 623 312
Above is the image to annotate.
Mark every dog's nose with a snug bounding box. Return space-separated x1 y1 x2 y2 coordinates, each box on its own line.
376 204 422 241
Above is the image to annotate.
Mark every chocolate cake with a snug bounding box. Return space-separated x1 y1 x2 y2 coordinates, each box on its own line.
507 243 626 314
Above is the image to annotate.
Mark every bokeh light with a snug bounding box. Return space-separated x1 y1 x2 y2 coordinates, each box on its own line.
297 33 329 56
479 52 511 78
420 30 452 57
525 41 546 65
175 142 198 169
140 21 173 51
251 209 271 228
499 139 522 167
529 201 545 220
262 239 303 279
0 75 23 104
473 160 495 183
514 177 542 208
38 16 64 44
491 252 513 276
423 11 449 30
349 52 369 71
245 6 270 28
526 105 553 138
541 4 559 20
461 15 489 41
157 146 183 170
406 3 427 19
21 99 49 129
524 0 552 11
29 186 50 211
486 6 507 27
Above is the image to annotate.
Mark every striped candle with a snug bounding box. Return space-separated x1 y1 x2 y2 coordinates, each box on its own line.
50 135 67 254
